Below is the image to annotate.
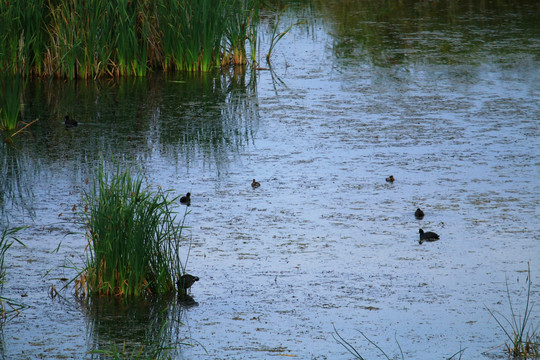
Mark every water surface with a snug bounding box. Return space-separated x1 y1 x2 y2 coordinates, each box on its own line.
1 1 539 359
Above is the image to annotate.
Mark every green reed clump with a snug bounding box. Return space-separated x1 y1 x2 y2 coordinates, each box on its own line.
0 0 47 76
78 164 187 298
1 0 260 78
0 75 23 133
486 264 539 358
222 0 259 66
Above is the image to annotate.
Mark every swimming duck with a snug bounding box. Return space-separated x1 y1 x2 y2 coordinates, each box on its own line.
386 175 395 183
180 192 191 205
415 208 425 219
177 274 199 293
64 115 78 127
251 179 261 188
419 229 440 244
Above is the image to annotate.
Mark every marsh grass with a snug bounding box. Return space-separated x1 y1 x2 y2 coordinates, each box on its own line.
0 224 27 319
0 75 23 134
223 0 259 66
265 10 306 63
485 264 539 358
1 0 260 77
332 324 465 360
76 163 188 298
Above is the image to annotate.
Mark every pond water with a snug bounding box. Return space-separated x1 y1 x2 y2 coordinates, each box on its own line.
1 1 539 359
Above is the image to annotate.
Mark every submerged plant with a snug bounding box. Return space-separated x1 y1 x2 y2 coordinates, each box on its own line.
486 264 539 358
332 324 465 360
77 163 190 298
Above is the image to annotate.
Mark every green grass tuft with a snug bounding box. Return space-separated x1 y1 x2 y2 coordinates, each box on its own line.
77 163 189 298
486 263 539 358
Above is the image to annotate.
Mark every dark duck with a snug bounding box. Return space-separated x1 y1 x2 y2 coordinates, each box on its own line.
180 192 191 205
64 115 78 127
177 274 199 294
419 229 440 244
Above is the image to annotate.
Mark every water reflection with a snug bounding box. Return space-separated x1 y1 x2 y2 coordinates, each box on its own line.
1 70 259 219
1 2 538 359
0 142 37 221
314 0 539 67
22 70 259 170
82 295 191 359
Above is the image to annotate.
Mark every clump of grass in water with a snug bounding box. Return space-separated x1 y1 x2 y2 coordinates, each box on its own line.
1 0 260 77
485 263 539 358
0 224 27 319
0 75 23 134
77 164 189 298
0 75 39 142
332 324 465 360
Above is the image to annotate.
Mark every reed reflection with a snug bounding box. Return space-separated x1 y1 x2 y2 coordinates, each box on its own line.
0 70 259 217
312 0 539 67
83 295 194 359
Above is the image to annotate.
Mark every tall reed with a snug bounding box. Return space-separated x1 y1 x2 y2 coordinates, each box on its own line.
0 0 260 78
78 164 188 298
0 0 47 76
0 75 23 133
223 0 257 66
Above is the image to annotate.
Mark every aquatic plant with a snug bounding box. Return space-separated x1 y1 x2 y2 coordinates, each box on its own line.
0 224 27 319
77 163 190 298
0 0 260 78
485 264 539 358
332 324 465 360
0 75 23 134
222 0 259 66
265 10 306 63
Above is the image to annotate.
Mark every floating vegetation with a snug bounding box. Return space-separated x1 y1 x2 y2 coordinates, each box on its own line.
0 0 260 78
76 162 190 298
485 264 539 358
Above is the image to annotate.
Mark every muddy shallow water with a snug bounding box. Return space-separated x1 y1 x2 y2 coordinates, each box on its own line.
1 1 539 359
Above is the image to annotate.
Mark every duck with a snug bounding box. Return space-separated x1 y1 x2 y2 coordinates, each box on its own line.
180 192 191 205
64 115 78 127
415 208 425 219
419 229 440 244
386 175 395 183
251 179 261 188
177 273 199 293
